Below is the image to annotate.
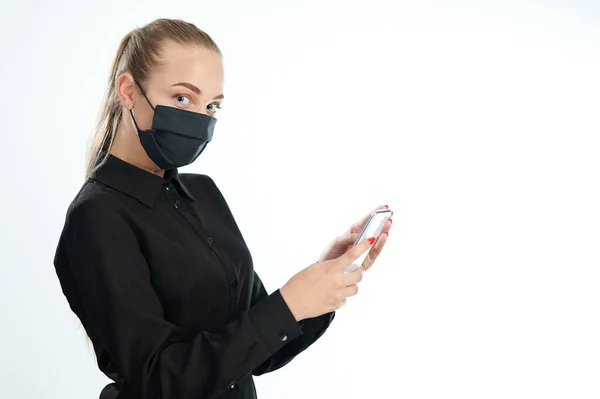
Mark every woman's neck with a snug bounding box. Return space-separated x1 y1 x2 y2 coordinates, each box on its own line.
110 121 165 178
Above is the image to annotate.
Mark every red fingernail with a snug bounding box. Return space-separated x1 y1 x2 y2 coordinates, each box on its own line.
389 218 393 224
368 237 376 245
384 205 389 209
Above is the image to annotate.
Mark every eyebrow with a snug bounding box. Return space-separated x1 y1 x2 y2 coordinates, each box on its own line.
171 82 224 100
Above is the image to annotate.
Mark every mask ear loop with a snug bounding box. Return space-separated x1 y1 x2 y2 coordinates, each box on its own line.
129 79 157 131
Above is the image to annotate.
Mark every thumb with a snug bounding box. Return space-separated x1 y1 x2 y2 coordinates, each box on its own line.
338 236 375 268
335 232 360 248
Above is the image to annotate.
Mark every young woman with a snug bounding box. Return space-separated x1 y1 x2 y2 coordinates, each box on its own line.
53 18 392 399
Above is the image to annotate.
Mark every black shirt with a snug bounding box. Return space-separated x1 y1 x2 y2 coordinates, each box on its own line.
53 154 335 399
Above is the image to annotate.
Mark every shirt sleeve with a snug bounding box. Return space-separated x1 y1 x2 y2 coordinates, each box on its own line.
59 198 304 399
191 174 335 374
250 271 336 376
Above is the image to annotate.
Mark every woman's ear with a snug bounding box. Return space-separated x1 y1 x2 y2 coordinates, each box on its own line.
117 73 136 110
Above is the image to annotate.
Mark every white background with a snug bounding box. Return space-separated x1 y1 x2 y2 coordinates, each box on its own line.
1 0 599 398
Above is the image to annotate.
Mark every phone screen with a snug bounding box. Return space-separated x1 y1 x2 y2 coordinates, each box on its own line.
345 209 392 273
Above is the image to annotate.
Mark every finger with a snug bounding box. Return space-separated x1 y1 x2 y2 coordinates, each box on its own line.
341 284 359 298
346 205 389 235
366 214 393 251
339 236 375 268
374 229 389 252
362 232 389 271
335 232 360 249
380 215 393 235
343 265 365 285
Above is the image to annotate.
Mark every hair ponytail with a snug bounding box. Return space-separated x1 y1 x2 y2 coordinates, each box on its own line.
84 32 133 179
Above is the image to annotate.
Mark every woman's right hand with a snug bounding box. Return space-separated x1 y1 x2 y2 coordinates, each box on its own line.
280 236 376 321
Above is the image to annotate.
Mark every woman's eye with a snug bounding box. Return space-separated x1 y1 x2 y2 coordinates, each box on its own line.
175 95 191 105
207 103 222 112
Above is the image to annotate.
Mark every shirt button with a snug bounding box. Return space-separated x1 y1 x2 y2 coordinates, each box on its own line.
279 332 288 342
173 200 181 209
165 185 171 191
229 384 238 391
206 237 214 245
230 280 238 288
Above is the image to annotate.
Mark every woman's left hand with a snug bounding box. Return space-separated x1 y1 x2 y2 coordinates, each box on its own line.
318 205 392 271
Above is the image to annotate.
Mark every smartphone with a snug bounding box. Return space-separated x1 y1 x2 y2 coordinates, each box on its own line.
344 209 392 273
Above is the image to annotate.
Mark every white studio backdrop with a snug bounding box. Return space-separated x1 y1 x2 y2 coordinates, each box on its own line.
1 0 599 398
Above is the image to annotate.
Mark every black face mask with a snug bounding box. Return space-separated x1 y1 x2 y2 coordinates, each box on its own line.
129 81 217 170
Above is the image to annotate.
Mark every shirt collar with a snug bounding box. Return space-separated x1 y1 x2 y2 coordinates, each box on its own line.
89 154 195 207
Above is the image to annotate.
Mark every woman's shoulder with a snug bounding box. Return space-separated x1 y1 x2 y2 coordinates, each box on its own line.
63 179 125 225
178 172 216 187
178 172 232 208
178 172 222 195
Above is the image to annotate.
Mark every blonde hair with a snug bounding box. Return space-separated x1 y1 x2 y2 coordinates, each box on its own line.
85 18 221 179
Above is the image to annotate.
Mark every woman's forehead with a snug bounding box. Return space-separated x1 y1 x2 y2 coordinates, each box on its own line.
152 42 224 93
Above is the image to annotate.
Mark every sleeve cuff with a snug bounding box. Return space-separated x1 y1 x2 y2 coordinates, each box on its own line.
247 289 304 355
299 311 335 338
